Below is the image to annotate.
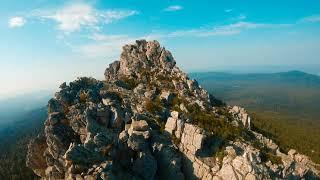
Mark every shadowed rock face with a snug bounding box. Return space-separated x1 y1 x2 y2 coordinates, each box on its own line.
26 135 47 177
27 40 320 180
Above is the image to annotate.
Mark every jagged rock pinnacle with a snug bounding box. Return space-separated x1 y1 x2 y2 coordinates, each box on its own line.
105 40 176 81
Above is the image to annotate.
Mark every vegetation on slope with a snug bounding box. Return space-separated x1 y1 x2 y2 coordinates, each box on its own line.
0 108 47 179
191 71 320 163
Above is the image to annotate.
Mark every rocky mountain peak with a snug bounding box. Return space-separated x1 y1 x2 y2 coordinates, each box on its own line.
26 40 320 180
105 40 180 82
120 40 176 71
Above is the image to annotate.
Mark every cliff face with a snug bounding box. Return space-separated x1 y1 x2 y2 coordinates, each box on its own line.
26 40 320 180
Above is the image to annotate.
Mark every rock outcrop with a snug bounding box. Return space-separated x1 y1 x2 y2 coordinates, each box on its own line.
229 106 251 129
27 40 320 180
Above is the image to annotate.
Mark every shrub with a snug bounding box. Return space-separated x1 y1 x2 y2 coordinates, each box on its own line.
170 96 187 107
79 92 88 103
252 140 283 165
260 148 282 164
213 148 227 165
105 91 123 102
145 98 162 113
159 122 165 134
172 136 181 146
119 77 138 90
186 104 243 142
63 105 69 114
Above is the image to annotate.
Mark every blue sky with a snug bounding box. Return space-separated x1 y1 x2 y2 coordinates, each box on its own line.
1 0 320 97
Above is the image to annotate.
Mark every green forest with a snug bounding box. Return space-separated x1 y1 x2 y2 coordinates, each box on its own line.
191 71 320 163
0 108 46 179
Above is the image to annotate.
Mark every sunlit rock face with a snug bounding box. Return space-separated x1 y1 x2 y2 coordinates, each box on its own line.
27 40 320 180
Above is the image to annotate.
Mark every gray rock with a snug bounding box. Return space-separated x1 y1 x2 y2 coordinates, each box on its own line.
48 98 64 113
64 143 104 165
104 61 120 80
160 91 174 103
179 103 188 113
151 134 184 180
130 120 149 131
165 117 177 135
132 152 157 180
175 119 185 139
45 123 78 159
127 133 149 151
170 111 179 119
47 112 65 125
110 106 124 128
229 106 251 129
144 89 156 99
26 135 47 177
119 130 129 142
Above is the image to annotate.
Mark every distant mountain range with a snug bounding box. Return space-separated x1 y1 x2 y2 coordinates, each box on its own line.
191 70 320 84
189 64 320 76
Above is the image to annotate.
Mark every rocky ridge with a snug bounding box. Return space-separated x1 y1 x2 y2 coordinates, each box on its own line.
27 40 320 180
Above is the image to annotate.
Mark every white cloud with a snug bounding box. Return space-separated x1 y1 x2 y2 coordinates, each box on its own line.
43 3 98 32
8 17 26 28
102 10 138 23
164 5 183 12
76 34 137 59
71 21 291 59
301 15 320 23
237 14 247 20
226 21 265 29
30 3 138 33
225 9 233 13
71 21 288 60
77 33 165 59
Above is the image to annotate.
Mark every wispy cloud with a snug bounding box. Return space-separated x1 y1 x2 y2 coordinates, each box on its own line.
76 34 148 59
301 15 320 23
12 3 138 33
164 5 183 12
225 9 233 13
237 14 247 20
8 17 26 28
41 3 99 32
102 10 138 23
72 21 291 59
230 14 247 21
167 28 239 37
75 32 167 59
167 21 291 37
